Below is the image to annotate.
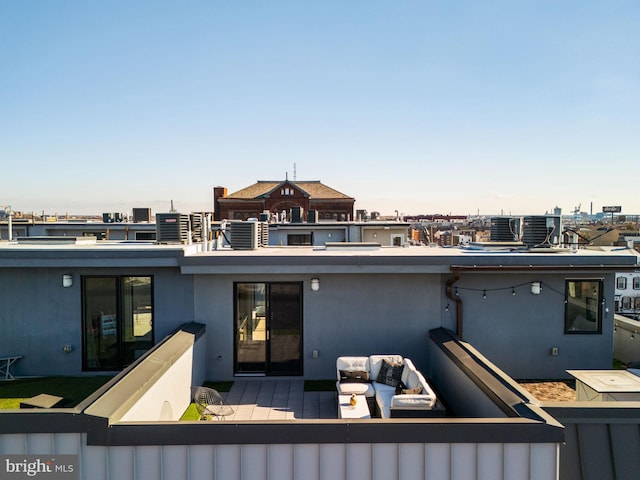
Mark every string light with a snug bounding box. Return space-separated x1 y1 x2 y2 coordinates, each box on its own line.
445 303 450 312
482 290 487 299
512 287 516 296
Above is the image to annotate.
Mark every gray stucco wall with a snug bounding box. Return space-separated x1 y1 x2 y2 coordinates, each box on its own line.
455 272 616 379
0 267 194 376
194 273 446 381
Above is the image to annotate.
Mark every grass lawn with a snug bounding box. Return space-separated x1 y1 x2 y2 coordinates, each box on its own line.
0 376 114 409
180 381 234 421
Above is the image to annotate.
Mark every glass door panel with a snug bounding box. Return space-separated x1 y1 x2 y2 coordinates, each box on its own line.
121 277 154 365
83 277 119 370
235 283 267 373
268 283 302 375
234 282 303 376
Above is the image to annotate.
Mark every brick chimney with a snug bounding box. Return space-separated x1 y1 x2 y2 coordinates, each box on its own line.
213 187 227 221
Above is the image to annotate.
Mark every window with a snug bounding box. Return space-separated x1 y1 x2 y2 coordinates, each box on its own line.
564 279 602 334
287 234 312 246
135 232 156 241
82 276 154 370
634 277 640 290
617 276 627 289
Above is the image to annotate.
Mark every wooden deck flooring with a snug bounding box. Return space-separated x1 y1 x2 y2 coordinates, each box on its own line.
221 380 337 421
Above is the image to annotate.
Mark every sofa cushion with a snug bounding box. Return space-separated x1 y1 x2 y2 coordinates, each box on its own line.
375 385 396 418
369 355 403 381
375 359 404 387
404 369 421 390
336 381 375 397
336 356 369 378
339 370 370 383
402 385 423 394
401 358 417 386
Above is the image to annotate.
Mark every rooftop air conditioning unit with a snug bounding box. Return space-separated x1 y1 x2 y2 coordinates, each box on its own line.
490 217 521 242
156 213 191 244
291 206 304 223
190 213 203 242
230 221 268 249
259 221 269 246
522 215 562 248
132 208 152 223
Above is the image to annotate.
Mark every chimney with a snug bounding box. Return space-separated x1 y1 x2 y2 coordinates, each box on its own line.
213 187 227 221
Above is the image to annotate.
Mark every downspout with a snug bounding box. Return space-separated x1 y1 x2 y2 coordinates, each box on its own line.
445 271 463 338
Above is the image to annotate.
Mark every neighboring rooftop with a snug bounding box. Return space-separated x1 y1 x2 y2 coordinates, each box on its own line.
225 180 353 200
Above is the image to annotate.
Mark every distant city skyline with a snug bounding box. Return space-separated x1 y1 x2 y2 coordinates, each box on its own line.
1 1 638 217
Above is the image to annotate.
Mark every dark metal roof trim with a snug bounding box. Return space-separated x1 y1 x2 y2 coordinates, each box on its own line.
92 418 564 446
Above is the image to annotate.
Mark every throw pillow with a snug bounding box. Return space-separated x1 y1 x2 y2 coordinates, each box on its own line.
376 359 404 387
395 381 407 395
339 370 370 383
402 386 423 395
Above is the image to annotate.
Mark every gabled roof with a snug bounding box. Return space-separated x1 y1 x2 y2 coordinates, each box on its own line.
224 181 354 200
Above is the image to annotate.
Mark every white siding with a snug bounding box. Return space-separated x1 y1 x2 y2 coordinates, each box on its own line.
0 434 559 480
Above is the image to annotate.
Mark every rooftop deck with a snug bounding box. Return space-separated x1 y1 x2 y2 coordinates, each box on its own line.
221 380 336 421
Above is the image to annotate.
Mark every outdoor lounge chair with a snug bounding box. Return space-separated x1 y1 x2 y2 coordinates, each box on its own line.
191 386 234 421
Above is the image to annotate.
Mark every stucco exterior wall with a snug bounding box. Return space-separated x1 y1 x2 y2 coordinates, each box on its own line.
194 273 446 380
0 267 194 376
454 272 616 379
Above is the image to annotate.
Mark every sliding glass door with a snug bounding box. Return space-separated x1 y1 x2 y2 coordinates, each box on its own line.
235 282 302 375
83 276 154 370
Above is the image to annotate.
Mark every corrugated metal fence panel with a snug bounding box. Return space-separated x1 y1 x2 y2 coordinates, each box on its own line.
0 435 559 480
530 443 559 480
135 446 161 480
609 424 640 480
545 405 640 480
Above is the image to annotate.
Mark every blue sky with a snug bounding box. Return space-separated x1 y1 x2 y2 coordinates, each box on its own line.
1 1 638 217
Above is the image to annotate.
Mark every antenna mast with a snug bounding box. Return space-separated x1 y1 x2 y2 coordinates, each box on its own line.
293 163 297 181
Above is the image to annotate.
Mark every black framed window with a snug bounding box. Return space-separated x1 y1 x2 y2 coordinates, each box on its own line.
287 234 312 246
82 276 154 370
564 279 603 334
616 276 627 289
634 277 640 290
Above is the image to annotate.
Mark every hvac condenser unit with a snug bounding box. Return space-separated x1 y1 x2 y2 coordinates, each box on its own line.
156 213 191 244
522 215 562 248
291 206 304 223
230 221 268 249
190 214 203 242
132 208 152 223
490 217 521 242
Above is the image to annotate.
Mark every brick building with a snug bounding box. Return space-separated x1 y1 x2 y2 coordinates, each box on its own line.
214 180 355 222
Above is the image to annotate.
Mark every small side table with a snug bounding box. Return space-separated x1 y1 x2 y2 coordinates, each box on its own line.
338 394 371 419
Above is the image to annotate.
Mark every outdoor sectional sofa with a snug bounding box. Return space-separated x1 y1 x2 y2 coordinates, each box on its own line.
336 354 444 418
